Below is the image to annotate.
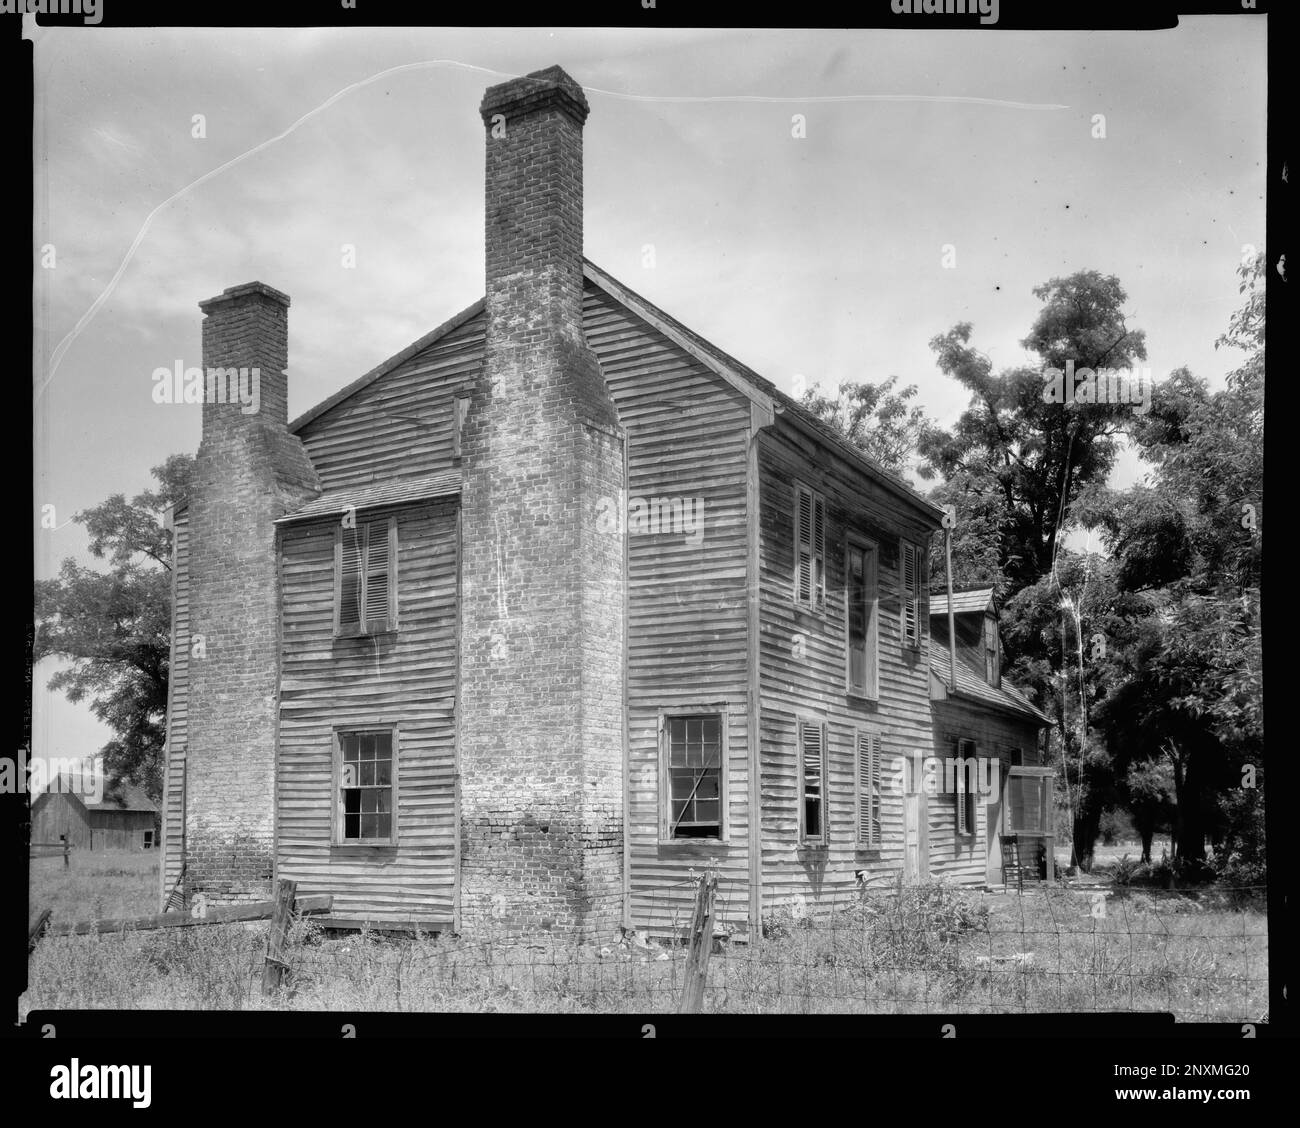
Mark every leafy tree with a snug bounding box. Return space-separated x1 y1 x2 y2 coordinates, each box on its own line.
35 455 192 802
799 375 931 476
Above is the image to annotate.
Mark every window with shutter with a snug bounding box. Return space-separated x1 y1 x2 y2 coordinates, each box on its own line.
856 730 882 848
846 539 879 697
800 719 827 844
900 541 921 647
794 483 826 610
984 615 1000 687
335 518 397 637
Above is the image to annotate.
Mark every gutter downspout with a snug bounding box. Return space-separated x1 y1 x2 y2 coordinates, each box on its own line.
944 523 958 693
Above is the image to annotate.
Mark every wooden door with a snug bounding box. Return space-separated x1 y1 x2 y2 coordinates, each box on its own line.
902 755 929 882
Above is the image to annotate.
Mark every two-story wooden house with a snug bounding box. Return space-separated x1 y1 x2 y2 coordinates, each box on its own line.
160 65 1052 937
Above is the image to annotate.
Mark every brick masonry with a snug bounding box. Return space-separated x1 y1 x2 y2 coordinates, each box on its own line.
184 283 320 905
458 67 626 937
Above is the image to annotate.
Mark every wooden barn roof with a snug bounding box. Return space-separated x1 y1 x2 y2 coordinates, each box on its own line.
40 774 158 813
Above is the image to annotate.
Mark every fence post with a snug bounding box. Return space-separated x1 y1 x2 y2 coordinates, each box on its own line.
261 878 297 997
61 835 68 869
677 872 717 1015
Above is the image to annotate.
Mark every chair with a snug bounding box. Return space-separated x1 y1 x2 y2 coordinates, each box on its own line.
1000 834 1030 893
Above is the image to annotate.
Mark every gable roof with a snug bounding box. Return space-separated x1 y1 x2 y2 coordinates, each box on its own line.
929 647 1052 726
287 260 944 527
930 588 997 617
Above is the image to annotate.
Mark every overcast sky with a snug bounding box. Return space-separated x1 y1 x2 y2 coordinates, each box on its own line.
31 21 1267 761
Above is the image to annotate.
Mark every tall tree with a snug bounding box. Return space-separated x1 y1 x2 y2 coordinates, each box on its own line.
35 455 193 801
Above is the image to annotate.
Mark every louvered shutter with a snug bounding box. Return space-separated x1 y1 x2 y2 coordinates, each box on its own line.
857 731 882 848
339 526 363 630
364 520 392 631
795 485 813 606
901 542 919 646
955 739 971 835
813 493 826 608
801 720 825 842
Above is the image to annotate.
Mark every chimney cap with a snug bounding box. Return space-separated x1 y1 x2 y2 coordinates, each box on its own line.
199 280 291 314
480 65 589 128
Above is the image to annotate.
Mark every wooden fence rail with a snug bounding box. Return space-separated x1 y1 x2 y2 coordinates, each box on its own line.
44 894 332 937
29 836 70 868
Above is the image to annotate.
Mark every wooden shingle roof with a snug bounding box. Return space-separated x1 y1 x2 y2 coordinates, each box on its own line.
275 471 461 524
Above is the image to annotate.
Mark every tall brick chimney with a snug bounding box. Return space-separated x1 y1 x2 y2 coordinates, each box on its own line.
185 282 319 905
459 67 626 936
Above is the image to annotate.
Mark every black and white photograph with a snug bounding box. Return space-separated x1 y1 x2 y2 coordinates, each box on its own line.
14 3 1283 1088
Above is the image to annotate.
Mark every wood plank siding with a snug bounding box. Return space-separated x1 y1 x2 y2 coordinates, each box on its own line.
582 283 754 934
276 502 459 925
929 700 1044 885
756 423 938 919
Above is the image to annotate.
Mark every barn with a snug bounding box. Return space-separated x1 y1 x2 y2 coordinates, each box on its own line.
159 65 1055 935
32 775 159 852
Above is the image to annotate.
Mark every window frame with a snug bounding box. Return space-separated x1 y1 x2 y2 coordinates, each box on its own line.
793 482 827 612
334 515 399 638
899 540 923 649
798 717 829 846
854 728 883 849
844 535 880 699
984 613 1000 687
659 708 729 844
1005 766 1055 835
331 724 400 848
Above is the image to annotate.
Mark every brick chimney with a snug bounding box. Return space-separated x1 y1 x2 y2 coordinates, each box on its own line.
185 282 319 905
459 67 626 936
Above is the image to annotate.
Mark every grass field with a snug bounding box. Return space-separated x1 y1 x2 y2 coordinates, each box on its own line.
24 854 1267 1021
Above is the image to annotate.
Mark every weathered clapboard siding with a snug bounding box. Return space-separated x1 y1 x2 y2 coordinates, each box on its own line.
929 699 1043 885
757 423 938 915
583 283 754 934
295 312 485 491
276 502 458 924
160 508 189 910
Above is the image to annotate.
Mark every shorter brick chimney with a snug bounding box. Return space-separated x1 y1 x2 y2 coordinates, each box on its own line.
184 282 319 905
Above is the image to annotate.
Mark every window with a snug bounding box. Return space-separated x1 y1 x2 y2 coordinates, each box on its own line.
336 729 397 846
799 718 828 844
335 517 397 636
1007 769 1053 834
855 729 882 848
794 483 826 610
954 737 977 837
900 541 922 648
846 539 879 697
664 713 725 840
142 829 154 850
984 614 1000 687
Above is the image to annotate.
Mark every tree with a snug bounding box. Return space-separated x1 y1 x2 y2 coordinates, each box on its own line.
35 455 193 801
799 375 931 476
920 271 1148 590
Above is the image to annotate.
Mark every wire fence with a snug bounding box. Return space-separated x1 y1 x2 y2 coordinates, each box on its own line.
24 875 1268 1021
